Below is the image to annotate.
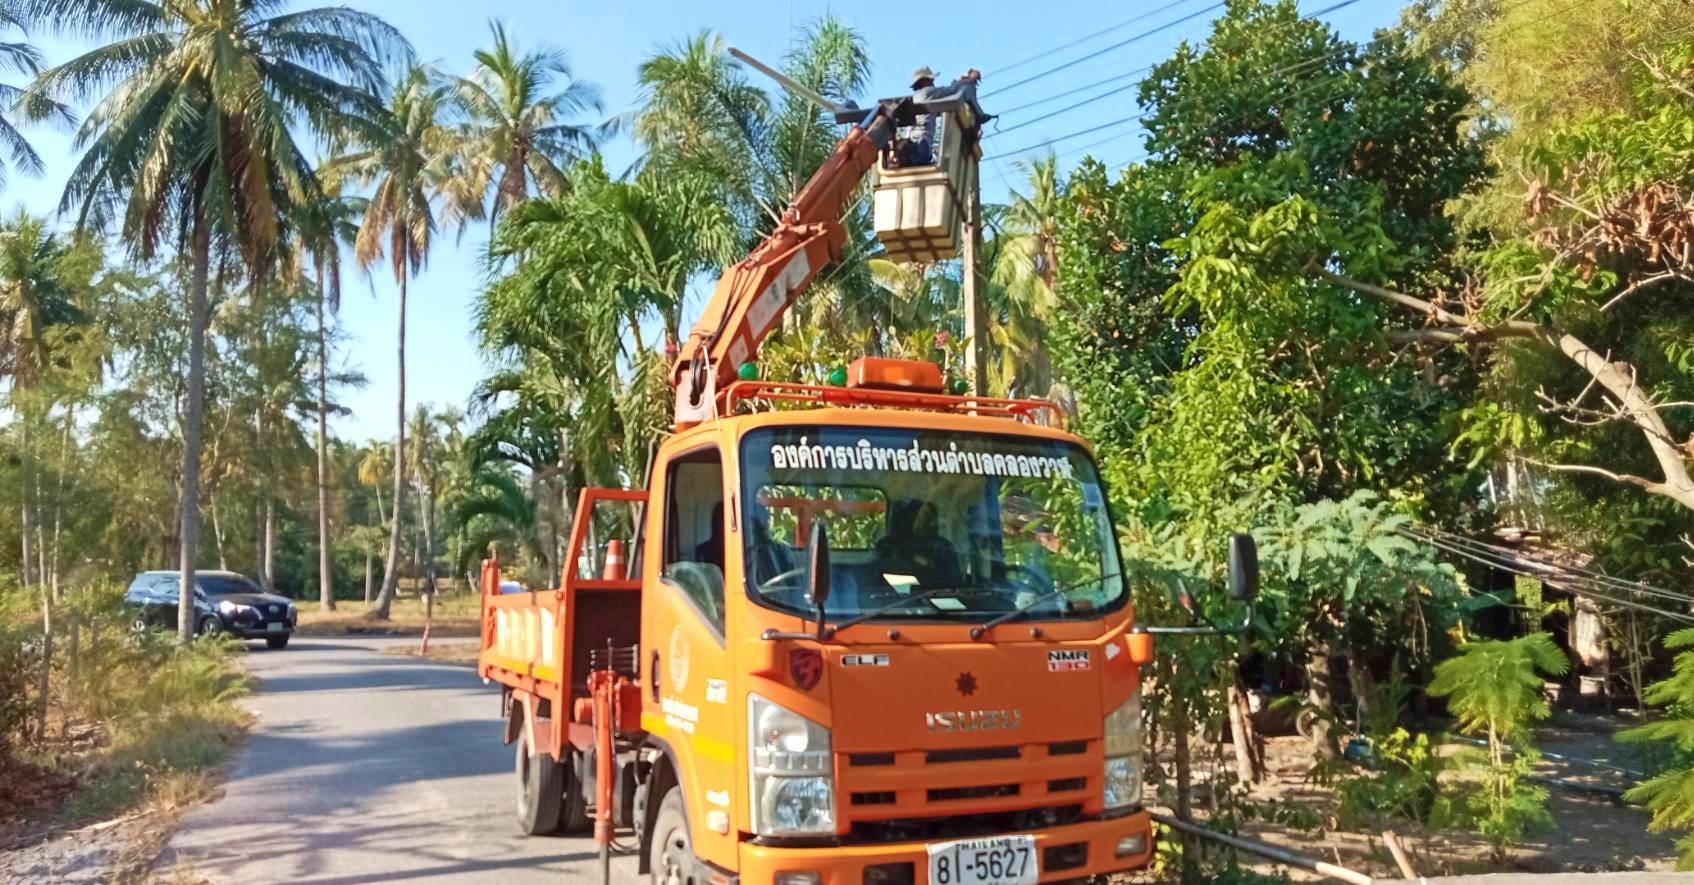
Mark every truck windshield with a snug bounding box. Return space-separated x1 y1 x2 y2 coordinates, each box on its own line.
740 426 1125 624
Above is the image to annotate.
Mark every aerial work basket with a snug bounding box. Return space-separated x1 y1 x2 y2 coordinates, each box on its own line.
872 98 977 264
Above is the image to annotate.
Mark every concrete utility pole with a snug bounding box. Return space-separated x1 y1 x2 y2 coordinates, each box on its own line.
961 152 988 397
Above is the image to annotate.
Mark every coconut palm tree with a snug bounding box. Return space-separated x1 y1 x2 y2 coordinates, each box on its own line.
357 441 392 525
324 66 448 618
0 8 68 190
986 154 1061 397
441 20 601 232
21 0 407 642
0 211 82 591
294 185 365 610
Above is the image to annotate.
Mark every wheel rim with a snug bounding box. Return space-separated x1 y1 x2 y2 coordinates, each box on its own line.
202 618 221 635
131 617 147 633
656 823 688 885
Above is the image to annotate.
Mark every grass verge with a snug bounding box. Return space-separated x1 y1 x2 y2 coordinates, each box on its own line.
294 590 481 638
3 583 253 861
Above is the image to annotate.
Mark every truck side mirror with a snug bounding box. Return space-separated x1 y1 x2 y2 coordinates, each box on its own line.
1227 533 1259 601
807 521 832 619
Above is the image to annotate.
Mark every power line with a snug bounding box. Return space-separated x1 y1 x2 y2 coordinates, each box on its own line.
1059 129 1144 162
1405 528 1694 609
994 86 1141 138
987 0 1210 78
986 1 1228 98
987 0 1366 128
1399 527 1694 623
1403 526 1694 606
985 115 1142 161
987 0 1593 167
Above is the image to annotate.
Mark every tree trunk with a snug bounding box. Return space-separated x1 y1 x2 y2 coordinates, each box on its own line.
19 419 31 589
177 212 212 644
50 410 69 596
263 498 276 592
423 481 438 594
1227 680 1263 785
36 590 51 741
1305 641 1341 762
364 551 374 604
1345 642 1376 732
1171 700 1198 883
373 271 409 618
210 494 228 570
315 283 336 611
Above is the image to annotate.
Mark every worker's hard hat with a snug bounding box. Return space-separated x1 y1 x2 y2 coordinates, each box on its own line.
911 65 937 85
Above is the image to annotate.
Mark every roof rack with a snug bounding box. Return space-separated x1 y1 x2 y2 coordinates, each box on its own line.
719 380 1066 428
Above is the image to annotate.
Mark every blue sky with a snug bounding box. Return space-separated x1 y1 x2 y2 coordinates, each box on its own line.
6 0 1401 442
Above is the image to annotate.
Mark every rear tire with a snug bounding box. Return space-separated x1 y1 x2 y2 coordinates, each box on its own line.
266 635 290 650
558 749 590 833
648 786 692 885
197 615 223 638
516 720 562 835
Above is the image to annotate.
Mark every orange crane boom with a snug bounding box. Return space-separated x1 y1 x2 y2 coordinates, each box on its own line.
670 102 905 426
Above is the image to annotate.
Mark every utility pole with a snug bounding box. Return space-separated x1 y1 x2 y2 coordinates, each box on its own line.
962 151 988 397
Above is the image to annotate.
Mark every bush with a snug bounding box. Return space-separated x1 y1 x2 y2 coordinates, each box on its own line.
0 580 253 823
1428 632 1568 861
0 584 37 758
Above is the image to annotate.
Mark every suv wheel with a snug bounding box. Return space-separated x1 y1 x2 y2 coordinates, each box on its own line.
265 634 290 650
197 615 223 637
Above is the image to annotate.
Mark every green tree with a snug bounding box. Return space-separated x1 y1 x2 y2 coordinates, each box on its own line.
293 186 365 610
0 7 66 190
1622 628 1694 868
441 20 601 231
1428 633 1569 861
23 0 407 641
327 66 449 619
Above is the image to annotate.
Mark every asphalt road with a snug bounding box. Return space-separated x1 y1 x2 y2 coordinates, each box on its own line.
160 636 642 884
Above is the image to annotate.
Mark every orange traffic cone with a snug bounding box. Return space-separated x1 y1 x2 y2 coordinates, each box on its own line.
602 539 626 581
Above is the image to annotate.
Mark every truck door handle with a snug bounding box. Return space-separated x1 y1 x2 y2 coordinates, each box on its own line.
650 649 661 702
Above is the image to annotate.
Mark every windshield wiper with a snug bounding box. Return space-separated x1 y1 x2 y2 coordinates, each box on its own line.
969 572 1122 640
817 585 963 639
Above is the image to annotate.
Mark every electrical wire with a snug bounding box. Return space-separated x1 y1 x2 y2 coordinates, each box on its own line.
1409 522 1694 606
987 0 1210 78
1398 528 1694 623
1402 526 1694 606
984 0 1592 166
985 115 1143 161
987 0 1366 127
986 1 1228 98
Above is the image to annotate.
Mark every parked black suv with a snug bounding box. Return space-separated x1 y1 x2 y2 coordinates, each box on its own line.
125 570 297 649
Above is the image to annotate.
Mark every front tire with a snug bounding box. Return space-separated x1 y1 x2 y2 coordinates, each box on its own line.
197 615 223 638
648 786 693 885
515 719 562 835
266 634 290 650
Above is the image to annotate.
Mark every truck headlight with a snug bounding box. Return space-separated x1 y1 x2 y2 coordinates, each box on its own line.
1102 692 1143 810
749 693 834 835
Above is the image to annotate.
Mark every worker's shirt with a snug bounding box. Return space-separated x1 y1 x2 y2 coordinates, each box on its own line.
908 79 974 149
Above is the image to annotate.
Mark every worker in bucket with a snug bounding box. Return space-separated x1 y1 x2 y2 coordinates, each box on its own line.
898 65 983 166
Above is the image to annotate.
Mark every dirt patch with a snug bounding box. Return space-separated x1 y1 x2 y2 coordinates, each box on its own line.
1 805 186 884
1206 722 1674 881
0 757 78 828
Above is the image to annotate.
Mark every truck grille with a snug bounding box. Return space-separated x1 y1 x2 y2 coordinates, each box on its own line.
838 738 1098 834
848 804 1084 844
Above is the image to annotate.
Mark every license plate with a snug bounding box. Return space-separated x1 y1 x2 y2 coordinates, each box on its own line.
926 835 1038 885
266 622 285 633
